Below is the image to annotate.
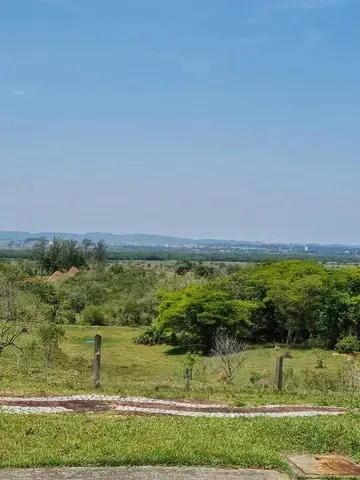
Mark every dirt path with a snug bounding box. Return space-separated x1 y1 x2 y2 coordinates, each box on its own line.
0 395 349 417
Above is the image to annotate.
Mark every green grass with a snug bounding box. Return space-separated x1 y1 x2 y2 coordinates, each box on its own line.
1 326 359 407
0 414 359 470
2 327 360 471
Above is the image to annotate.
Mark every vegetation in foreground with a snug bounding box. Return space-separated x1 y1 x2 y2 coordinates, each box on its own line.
2 257 360 405
0 414 359 470
1 326 360 408
2 254 360 471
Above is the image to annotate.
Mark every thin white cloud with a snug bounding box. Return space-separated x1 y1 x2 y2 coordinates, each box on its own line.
138 35 262 76
34 0 61 4
249 0 349 22
269 0 348 10
299 28 326 50
9 89 32 97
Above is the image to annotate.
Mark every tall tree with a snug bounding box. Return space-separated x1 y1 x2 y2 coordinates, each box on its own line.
32 237 49 275
82 237 94 257
93 240 107 263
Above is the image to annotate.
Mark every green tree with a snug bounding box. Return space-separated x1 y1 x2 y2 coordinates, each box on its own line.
335 335 360 354
0 274 41 354
175 261 193 276
93 240 107 263
33 237 87 274
194 262 215 279
157 284 257 352
55 238 86 271
82 237 94 258
36 322 65 367
32 237 49 274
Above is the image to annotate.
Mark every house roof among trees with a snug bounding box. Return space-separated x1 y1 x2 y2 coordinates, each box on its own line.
48 266 80 281
48 271 66 282
67 266 80 277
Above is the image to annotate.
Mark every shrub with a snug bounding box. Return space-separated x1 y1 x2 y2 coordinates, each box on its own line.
314 349 329 369
299 364 359 394
36 322 65 367
211 331 247 383
117 299 144 326
335 335 360 354
82 305 106 326
134 326 169 345
249 372 262 385
69 290 87 313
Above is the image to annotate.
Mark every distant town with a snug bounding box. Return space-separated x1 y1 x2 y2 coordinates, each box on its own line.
1 231 360 259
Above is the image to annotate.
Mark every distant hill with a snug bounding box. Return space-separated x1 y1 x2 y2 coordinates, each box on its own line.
0 231 244 247
0 231 356 249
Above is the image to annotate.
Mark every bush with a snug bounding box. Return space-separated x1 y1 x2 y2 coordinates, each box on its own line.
68 290 87 313
298 362 360 394
134 326 169 345
36 322 65 367
82 305 106 326
249 372 262 385
335 335 360 354
118 300 143 326
314 349 329 369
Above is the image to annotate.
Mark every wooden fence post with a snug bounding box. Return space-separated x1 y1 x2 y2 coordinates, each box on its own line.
275 356 284 391
185 367 191 391
93 334 102 389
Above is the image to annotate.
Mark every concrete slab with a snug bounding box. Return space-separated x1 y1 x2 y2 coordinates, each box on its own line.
0 467 290 480
286 455 360 477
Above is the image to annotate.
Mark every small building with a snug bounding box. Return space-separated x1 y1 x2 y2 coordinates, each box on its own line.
48 266 80 281
48 271 66 282
67 266 80 278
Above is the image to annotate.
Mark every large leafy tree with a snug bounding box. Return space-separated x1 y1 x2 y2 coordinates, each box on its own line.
157 284 257 352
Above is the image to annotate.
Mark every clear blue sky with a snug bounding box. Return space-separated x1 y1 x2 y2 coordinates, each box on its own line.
1 0 359 244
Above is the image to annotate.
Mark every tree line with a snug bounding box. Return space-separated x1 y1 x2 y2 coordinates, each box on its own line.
1 246 360 264
2 258 360 357
32 237 107 274
146 260 360 352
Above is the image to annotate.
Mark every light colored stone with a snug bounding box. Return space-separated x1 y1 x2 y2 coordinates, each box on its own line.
0 467 290 480
0 406 72 414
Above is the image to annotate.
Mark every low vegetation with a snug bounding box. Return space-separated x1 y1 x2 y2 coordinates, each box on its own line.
1 257 360 402
2 254 360 470
0 414 360 469
0 326 360 408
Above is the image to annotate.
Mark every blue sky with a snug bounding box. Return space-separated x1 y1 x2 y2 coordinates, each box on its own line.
1 0 359 243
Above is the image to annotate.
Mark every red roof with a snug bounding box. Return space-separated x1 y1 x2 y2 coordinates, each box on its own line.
48 271 65 282
67 266 80 278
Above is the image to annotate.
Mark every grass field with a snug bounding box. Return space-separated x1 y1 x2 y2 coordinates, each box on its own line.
0 413 360 470
1 326 360 407
1 326 360 471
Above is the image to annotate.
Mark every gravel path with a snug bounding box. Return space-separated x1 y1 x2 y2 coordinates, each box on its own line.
0 395 349 417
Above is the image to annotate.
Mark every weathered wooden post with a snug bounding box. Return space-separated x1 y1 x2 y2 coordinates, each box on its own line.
93 334 102 389
185 367 191 391
275 356 284 391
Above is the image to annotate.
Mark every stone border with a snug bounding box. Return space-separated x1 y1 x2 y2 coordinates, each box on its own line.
0 396 350 417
